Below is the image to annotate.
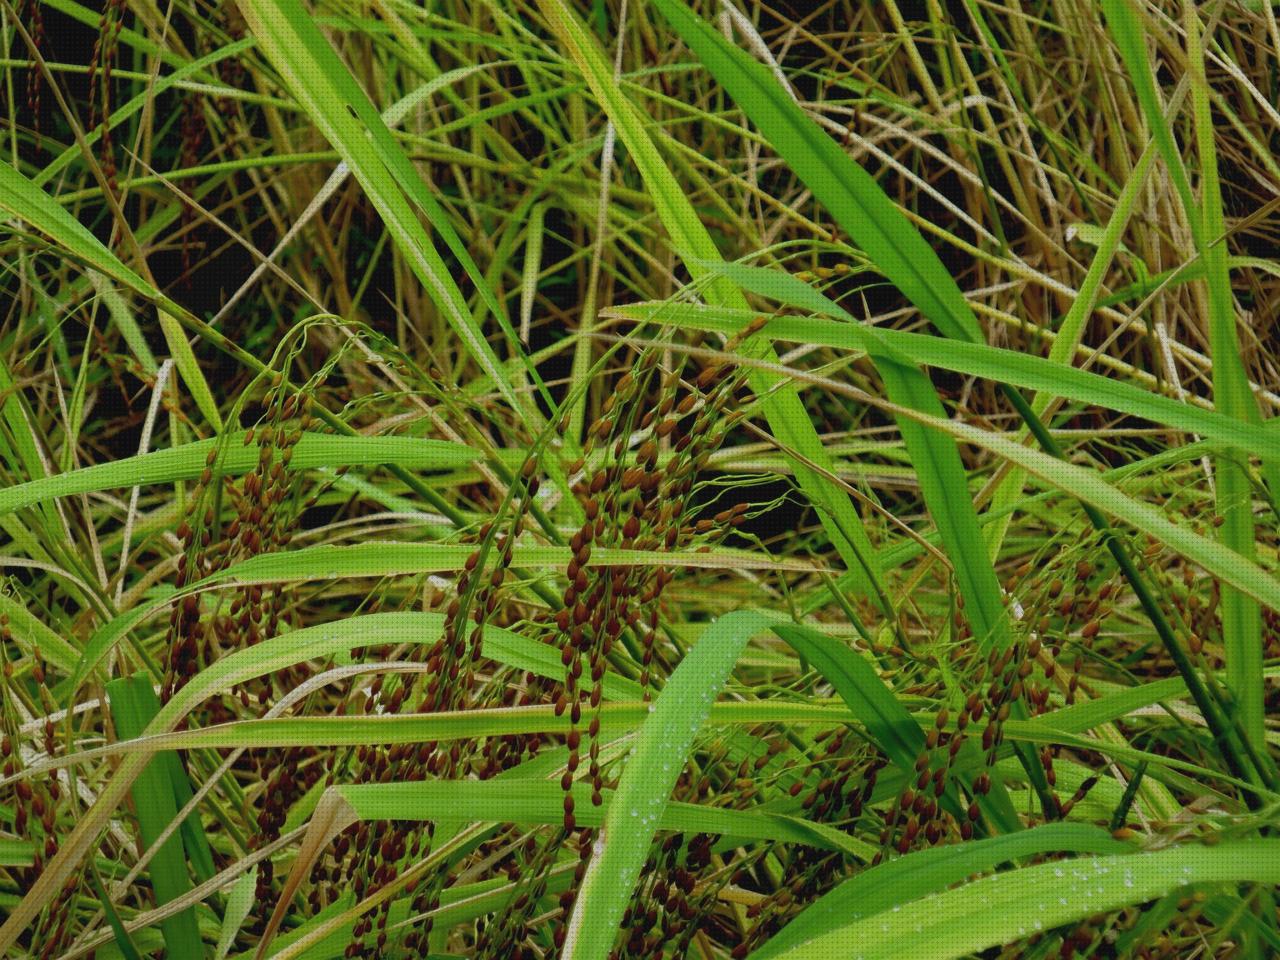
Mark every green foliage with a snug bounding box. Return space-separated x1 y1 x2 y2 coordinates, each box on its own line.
1 1 1277 959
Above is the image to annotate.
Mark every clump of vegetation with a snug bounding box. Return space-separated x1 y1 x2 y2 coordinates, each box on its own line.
1 0 1279 958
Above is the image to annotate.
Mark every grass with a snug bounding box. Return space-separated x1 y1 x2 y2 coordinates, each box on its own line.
2 0 1280 958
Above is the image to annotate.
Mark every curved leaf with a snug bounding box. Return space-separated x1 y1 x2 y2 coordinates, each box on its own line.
769 840 1280 960
563 609 773 960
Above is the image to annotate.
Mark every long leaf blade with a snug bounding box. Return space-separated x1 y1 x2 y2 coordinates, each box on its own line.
564 609 773 960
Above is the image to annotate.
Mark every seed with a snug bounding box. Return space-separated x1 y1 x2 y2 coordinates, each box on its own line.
695 366 721 389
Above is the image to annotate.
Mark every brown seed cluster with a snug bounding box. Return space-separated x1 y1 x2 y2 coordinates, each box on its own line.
877 625 1050 860
473 826 565 959
544 344 756 939
86 0 128 192
158 374 320 906
163 374 314 705
696 725 879 959
178 91 209 281
0 636 81 960
17 0 44 149
1004 553 1118 818
610 832 720 960
307 458 547 957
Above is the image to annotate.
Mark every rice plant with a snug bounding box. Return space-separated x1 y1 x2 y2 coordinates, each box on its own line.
1 0 1279 958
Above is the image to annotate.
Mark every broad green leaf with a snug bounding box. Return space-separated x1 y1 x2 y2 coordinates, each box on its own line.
106 675 203 959
753 823 1132 959
0 433 477 518
563 609 773 960
769 840 1280 960
611 296 1280 469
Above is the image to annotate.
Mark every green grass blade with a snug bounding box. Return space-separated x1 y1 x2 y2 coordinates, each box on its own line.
106 675 204 959
1186 5 1265 755
773 622 1019 833
1098 0 1197 224
202 540 819 587
56 701 861 758
158 310 224 433
0 432 477 518
611 296 1280 468
563 609 772 960
649 0 1013 650
983 142 1158 559
0 591 81 674
0 163 160 301
651 0 984 344
520 202 547 345
769 840 1280 960
332 778 853 852
899 409 1280 613
235 0 541 429
536 0 887 602
214 868 258 960
753 823 1132 960
62 608 641 725
89 272 158 376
